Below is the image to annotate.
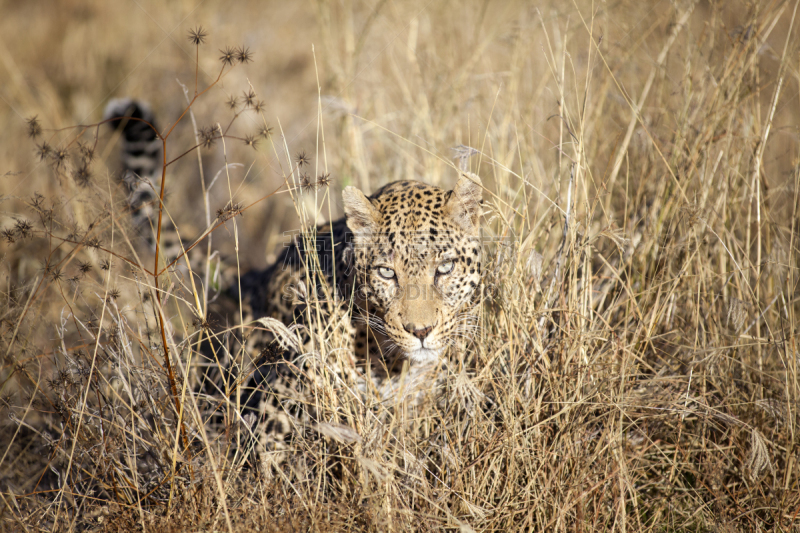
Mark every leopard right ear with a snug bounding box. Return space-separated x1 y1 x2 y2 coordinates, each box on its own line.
342 186 381 235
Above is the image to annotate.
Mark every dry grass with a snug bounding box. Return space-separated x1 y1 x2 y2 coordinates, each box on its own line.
1 0 799 531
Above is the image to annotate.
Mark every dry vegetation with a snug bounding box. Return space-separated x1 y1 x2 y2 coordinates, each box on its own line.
1 0 799 531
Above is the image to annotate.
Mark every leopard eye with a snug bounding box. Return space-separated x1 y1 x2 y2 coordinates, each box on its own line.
377 266 395 279
436 261 455 275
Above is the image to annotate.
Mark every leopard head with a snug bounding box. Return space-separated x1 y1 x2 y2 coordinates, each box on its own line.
342 174 482 364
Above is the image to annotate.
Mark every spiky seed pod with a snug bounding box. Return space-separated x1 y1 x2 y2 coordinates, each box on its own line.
14 219 32 239
26 116 42 138
259 125 273 139
199 126 217 149
36 142 52 161
295 150 310 168
243 134 259 150
242 89 257 108
219 46 236 66
50 148 69 170
300 173 315 193
236 45 253 64
188 26 208 45
73 164 92 187
316 172 332 189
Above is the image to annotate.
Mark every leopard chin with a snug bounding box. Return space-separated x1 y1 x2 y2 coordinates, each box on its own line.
405 346 443 365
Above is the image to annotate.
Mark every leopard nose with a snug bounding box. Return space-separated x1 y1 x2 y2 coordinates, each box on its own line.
404 323 433 340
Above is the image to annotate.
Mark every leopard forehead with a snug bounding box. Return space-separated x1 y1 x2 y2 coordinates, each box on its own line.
359 181 473 264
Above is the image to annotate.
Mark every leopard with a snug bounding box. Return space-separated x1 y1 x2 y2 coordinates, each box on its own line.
234 175 485 471
104 99 485 473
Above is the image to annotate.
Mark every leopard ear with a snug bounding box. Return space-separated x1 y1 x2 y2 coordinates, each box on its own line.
445 172 483 232
343 186 381 235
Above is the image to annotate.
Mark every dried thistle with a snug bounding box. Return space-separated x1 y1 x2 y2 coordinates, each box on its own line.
100 258 112 270
295 150 310 168
188 26 208 45
87 237 103 249
78 261 93 275
26 116 42 138
226 95 239 110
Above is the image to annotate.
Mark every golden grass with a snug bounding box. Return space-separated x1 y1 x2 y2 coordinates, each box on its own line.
1 0 799 531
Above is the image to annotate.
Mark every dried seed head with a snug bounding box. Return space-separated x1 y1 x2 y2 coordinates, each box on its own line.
30 193 45 210
36 142 52 161
78 141 96 163
242 89 257 108
300 173 315 193
188 26 208 45
106 288 121 302
295 150 310 168
219 46 236 66
26 116 42 138
50 147 69 170
252 100 266 113
78 261 93 275
199 126 217 149
2 229 15 244
236 45 253 64
316 172 332 189
450 144 479 171
226 95 239 110
73 164 92 187
243 134 259 150
258 125 273 139
216 202 243 222
100 258 112 270
50 266 64 283
14 219 32 239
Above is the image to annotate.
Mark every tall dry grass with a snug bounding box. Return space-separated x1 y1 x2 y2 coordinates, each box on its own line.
0 0 799 531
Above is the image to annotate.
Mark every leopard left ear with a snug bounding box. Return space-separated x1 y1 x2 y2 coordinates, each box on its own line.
445 172 483 232
342 186 381 235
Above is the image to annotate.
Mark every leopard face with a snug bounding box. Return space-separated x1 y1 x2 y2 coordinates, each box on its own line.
343 175 482 365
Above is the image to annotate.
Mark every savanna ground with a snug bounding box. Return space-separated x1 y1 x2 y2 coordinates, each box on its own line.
0 0 799 531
